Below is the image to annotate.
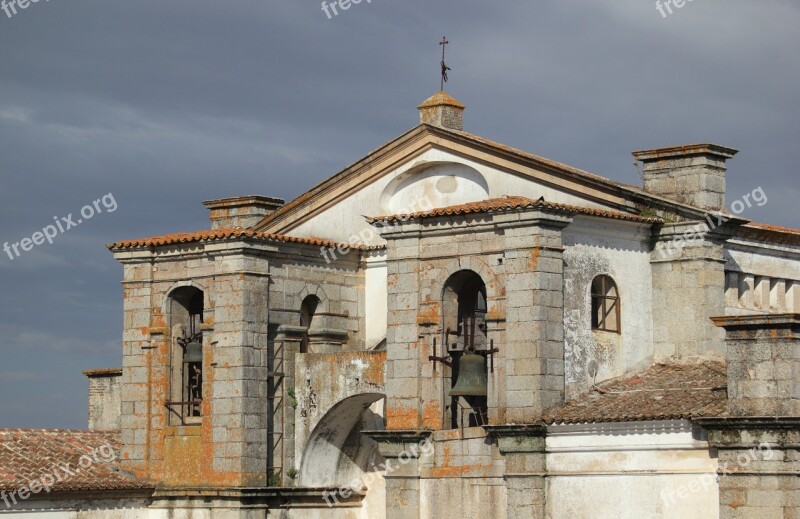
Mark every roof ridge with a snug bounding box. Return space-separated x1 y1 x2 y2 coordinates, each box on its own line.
107 228 361 252
365 195 662 225
744 221 800 235
254 124 714 234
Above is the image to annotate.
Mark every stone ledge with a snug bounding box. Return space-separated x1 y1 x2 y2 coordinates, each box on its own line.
695 416 800 430
711 313 800 331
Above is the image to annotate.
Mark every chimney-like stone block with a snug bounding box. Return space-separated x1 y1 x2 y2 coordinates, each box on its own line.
633 144 738 211
84 368 122 431
711 314 800 416
203 195 284 230
417 91 465 131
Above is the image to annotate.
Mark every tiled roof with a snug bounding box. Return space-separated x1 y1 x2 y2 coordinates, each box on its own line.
417 91 466 109
739 222 800 246
0 429 152 493
543 362 728 425
366 196 663 224
108 228 358 251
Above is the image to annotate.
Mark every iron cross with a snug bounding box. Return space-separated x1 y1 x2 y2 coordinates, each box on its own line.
440 36 451 91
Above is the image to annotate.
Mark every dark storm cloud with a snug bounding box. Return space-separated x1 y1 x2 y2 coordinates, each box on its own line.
0 0 797 427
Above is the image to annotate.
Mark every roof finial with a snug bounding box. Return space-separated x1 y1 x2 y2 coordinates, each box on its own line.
439 36 450 91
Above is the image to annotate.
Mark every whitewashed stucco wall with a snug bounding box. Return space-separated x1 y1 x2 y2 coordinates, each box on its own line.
562 218 655 397
546 421 719 519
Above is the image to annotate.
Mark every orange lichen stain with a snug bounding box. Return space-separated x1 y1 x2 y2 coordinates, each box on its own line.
729 498 745 509
429 465 492 478
486 309 505 321
417 302 441 325
151 310 167 328
432 444 491 478
528 247 541 270
364 351 387 384
421 400 440 430
386 406 418 430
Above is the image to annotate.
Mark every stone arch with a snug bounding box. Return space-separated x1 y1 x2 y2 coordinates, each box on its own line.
162 282 207 424
298 393 385 487
160 280 209 318
296 284 330 313
435 256 504 321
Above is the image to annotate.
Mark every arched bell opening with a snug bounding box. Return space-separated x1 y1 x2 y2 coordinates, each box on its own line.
442 270 489 429
166 286 205 424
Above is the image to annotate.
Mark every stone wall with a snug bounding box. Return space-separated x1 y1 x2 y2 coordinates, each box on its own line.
699 313 800 519
112 236 365 489
634 144 737 212
84 368 122 431
712 314 800 416
650 221 729 360
699 418 800 519
377 206 571 432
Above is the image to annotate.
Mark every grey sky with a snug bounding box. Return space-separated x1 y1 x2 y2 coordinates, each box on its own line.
0 0 797 428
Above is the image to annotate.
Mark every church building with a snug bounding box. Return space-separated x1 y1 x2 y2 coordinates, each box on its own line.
1 91 798 519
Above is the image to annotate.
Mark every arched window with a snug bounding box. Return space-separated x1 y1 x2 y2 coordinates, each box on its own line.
168 286 204 423
300 295 320 353
591 275 620 333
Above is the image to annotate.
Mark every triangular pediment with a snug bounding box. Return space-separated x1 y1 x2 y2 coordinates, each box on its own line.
254 124 704 244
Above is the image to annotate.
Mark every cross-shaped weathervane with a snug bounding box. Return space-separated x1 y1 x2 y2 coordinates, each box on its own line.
440 36 451 91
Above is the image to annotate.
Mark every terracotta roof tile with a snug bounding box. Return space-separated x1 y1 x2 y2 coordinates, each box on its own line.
543 362 729 425
0 429 152 493
739 222 800 245
366 196 663 225
107 228 359 251
417 91 466 109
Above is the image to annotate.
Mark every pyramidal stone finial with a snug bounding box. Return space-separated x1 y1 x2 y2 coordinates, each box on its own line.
417 91 465 131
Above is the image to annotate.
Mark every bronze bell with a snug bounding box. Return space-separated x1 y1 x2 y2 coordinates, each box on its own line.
449 353 488 397
183 340 203 364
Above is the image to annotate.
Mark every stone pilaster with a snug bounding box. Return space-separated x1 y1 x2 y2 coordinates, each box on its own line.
697 418 800 519
499 213 570 423
486 425 547 519
651 221 732 359
274 324 305 484
698 314 800 518
711 314 800 416
117 251 156 479
365 430 432 519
